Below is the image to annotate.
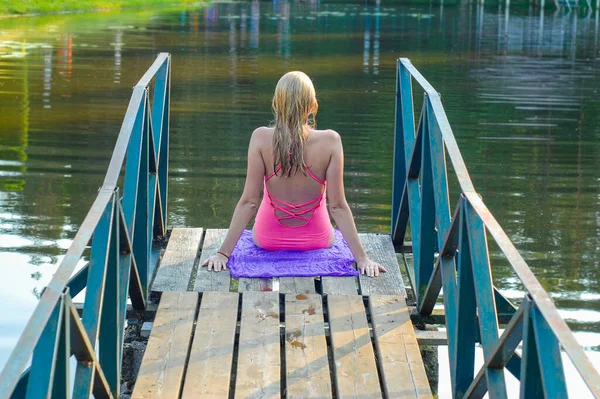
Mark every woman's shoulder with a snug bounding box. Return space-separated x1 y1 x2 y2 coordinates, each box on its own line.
252 126 274 138
310 129 342 152
310 128 341 142
249 126 274 146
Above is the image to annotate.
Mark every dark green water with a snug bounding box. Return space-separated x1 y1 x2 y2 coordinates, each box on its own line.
1 1 599 393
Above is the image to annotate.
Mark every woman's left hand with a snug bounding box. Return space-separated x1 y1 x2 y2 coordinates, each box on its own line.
357 257 387 277
202 253 229 272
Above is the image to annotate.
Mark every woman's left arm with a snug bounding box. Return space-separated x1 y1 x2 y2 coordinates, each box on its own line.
202 128 266 271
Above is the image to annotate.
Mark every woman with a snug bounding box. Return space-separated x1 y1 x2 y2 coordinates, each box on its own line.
202 71 386 277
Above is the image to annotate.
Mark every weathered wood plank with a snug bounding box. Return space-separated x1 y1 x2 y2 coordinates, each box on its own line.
181 292 239 399
238 277 274 292
321 274 357 295
369 295 433 399
327 295 382 399
194 229 231 292
235 292 281 398
285 294 332 399
358 234 406 296
152 228 203 292
279 277 316 294
414 330 447 346
132 292 198 399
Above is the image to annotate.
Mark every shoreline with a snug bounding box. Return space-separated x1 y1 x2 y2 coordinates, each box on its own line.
0 1 206 19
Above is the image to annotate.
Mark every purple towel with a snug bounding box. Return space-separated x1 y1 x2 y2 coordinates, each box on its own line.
228 229 359 278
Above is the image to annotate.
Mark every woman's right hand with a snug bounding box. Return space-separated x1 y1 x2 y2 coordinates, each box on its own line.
357 257 387 277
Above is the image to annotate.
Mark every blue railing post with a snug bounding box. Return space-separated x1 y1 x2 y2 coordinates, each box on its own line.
392 59 415 243
99 190 122 396
74 194 115 397
417 96 436 303
453 198 477 397
465 202 507 398
158 58 170 232
133 91 150 301
122 93 146 237
520 298 544 398
150 58 170 237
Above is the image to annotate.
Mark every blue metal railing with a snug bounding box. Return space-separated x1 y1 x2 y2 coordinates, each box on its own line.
392 58 600 398
0 53 171 399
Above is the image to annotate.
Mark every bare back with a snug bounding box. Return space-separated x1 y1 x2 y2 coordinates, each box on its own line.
257 127 335 206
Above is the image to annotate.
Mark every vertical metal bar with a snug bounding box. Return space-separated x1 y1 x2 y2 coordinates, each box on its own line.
122 99 145 237
392 59 408 235
133 90 150 299
145 91 159 255
151 60 168 164
148 102 157 175
24 298 63 399
51 294 71 399
99 192 121 397
80 197 114 343
117 203 135 343
394 105 424 245
427 98 452 240
417 97 436 303
118 203 144 310
532 306 568 397
158 57 171 232
392 61 416 241
74 196 115 396
397 103 426 291
453 198 477 397
148 60 169 239
520 298 544 398
466 201 507 399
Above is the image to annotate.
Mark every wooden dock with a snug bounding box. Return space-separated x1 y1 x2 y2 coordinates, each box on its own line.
131 228 434 399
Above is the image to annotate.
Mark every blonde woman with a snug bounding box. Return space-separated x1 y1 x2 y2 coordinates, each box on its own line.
202 71 387 278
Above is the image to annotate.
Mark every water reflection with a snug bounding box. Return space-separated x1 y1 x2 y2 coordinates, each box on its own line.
0 2 600 389
113 30 123 84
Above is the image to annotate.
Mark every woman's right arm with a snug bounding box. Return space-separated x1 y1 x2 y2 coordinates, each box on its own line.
201 127 266 272
325 130 386 277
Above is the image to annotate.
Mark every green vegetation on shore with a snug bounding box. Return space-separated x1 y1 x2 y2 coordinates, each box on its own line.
0 0 201 15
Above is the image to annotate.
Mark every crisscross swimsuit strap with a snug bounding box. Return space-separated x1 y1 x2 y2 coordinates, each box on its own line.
264 165 325 224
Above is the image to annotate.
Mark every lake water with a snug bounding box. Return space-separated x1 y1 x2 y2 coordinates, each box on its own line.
1 0 599 395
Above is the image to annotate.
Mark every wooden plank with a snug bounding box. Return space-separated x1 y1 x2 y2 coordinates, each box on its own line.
327 295 382 399
181 292 239 399
194 229 231 292
238 277 274 292
402 253 417 297
369 295 433 399
358 233 406 296
321 275 357 295
132 292 198 399
152 228 203 292
415 330 447 346
235 292 281 398
279 277 316 294
285 294 332 399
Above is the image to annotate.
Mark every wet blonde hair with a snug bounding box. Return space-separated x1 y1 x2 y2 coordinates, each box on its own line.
271 71 318 177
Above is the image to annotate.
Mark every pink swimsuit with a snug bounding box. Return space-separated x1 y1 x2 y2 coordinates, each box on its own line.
253 165 333 251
